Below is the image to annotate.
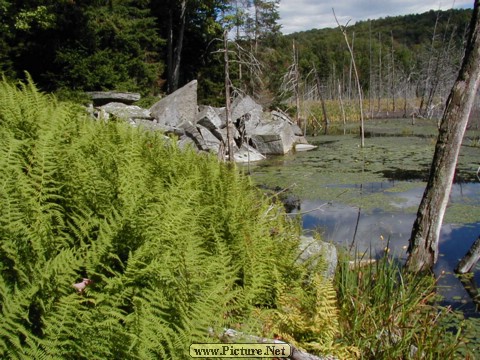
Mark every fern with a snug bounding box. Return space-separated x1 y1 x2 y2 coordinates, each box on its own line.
0 77 327 359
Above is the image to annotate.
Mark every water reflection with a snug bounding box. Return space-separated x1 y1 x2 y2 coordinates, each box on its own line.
293 182 480 315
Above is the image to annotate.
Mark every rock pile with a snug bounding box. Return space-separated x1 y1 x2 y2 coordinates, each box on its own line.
88 80 316 162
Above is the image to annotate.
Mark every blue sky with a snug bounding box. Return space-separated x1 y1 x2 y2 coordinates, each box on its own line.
278 0 474 34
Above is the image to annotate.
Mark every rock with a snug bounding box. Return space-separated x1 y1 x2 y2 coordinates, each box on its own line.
99 102 153 122
295 144 318 152
180 120 205 149
85 81 315 162
177 135 198 151
197 125 222 153
298 236 337 279
249 113 297 155
233 144 266 163
150 80 198 127
87 91 141 106
216 125 241 144
197 105 225 130
231 95 263 122
134 119 167 131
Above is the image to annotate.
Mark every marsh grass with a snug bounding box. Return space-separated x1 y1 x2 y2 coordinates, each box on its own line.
334 251 469 359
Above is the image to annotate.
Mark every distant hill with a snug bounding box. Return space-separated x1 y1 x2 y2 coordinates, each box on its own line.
262 8 472 116
288 8 472 47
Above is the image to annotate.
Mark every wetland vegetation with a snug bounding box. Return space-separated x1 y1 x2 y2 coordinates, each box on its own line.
2 1 480 358
247 116 480 358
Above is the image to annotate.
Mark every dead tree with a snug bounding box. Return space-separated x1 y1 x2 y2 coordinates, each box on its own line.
405 0 480 273
333 8 365 147
280 40 302 129
313 63 329 134
418 8 440 116
223 30 235 161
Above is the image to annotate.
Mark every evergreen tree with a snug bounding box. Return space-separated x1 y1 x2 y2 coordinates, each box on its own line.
2 0 164 94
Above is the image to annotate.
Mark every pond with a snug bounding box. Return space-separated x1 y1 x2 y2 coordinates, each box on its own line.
244 118 480 315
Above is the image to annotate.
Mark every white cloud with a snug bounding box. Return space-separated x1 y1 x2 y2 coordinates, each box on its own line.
278 0 474 34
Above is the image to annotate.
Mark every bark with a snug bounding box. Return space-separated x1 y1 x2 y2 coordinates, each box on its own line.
224 31 234 161
405 0 480 272
455 235 480 273
390 31 396 112
293 40 301 127
333 9 365 147
168 0 187 93
313 63 329 135
419 9 440 116
338 80 346 135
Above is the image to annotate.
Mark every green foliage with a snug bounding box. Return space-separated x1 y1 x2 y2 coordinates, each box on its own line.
335 253 466 359
261 272 359 359
0 77 305 358
4 0 164 94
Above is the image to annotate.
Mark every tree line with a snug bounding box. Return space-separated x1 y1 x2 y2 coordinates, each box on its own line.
275 8 473 120
0 0 281 105
0 1 472 113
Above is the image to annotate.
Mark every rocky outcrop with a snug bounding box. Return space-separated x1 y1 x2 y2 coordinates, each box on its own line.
98 102 153 122
87 91 141 106
89 80 316 162
149 79 198 127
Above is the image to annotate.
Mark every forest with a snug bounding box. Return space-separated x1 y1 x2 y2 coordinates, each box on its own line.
0 0 473 116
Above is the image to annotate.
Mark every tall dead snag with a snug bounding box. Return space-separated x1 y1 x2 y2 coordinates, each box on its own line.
333 8 365 148
224 30 235 162
405 0 480 273
313 63 329 134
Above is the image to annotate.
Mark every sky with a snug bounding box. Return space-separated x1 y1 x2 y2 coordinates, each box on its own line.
278 0 474 34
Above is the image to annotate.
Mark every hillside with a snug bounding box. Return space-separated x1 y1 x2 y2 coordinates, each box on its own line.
261 8 473 118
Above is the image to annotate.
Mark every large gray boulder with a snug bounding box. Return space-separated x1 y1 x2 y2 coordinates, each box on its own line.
231 95 263 123
233 144 266 163
197 105 225 130
98 102 153 122
87 91 141 106
181 121 205 149
197 125 222 153
249 113 297 155
150 80 198 127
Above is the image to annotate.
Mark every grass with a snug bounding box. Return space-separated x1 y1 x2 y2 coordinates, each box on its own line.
334 251 472 359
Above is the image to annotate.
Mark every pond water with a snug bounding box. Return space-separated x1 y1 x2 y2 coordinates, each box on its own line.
245 118 480 315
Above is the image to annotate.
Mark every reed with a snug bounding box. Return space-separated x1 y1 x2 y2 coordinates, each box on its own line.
334 251 467 359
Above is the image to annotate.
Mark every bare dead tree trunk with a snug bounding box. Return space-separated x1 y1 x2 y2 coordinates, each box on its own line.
348 31 355 100
333 9 365 147
293 40 301 127
168 0 187 93
369 21 373 119
378 32 382 112
419 9 440 116
224 30 234 162
313 63 329 135
391 31 396 113
426 16 458 119
338 79 346 135
405 0 480 273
